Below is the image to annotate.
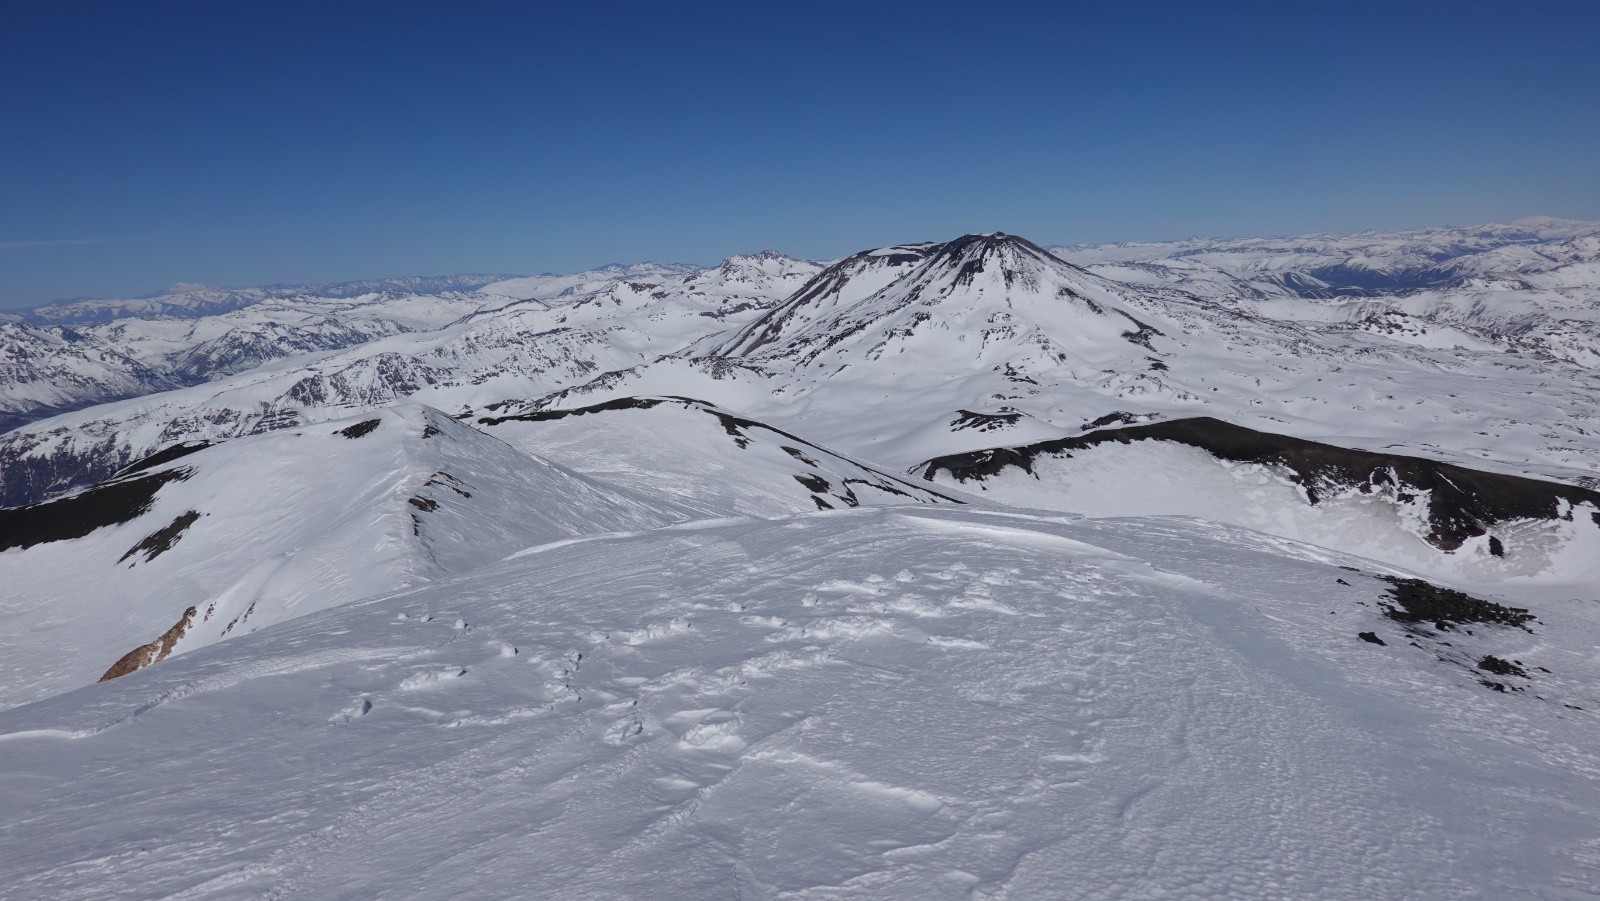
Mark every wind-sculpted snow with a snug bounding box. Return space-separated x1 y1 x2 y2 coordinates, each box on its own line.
2 508 1597 897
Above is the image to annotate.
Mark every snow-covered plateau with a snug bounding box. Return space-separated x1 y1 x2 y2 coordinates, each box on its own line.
2 219 1599 898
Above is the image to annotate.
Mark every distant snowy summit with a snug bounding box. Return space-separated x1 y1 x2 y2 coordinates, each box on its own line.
25 274 521 326
5 222 1600 899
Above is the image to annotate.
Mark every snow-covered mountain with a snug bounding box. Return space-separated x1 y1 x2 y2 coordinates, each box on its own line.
916 416 1600 586
532 229 1600 493
25 274 517 325
0 278 510 430
0 405 684 709
0 391 970 709
0 320 179 432
476 395 962 518
0 260 830 436
4 219 1600 896
0 252 821 506
1055 215 1600 296
1058 216 1600 368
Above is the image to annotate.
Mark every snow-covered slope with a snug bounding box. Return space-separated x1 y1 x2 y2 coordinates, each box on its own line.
2 506 1596 897
537 231 1600 493
0 405 683 709
0 252 820 506
917 416 1600 586
476 395 962 517
4 220 1600 897
1057 217 1600 368
0 321 178 431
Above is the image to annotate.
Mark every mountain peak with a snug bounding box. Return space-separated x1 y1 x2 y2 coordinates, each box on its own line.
157 282 215 295
718 249 803 270
916 232 1078 288
931 231 1066 265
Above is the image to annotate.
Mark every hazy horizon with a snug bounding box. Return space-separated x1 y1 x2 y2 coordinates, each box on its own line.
5 1 1598 308
8 212 1598 312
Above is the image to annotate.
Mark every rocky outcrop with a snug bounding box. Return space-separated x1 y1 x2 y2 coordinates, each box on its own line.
99 606 197 681
918 416 1600 551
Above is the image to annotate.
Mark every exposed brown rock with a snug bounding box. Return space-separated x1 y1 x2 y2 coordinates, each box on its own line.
99 605 197 682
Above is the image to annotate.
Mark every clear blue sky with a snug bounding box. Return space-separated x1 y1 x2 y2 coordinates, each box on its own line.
4 1 1598 307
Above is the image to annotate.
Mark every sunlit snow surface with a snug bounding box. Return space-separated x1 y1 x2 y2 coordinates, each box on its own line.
3 507 1598 898
5 224 1600 898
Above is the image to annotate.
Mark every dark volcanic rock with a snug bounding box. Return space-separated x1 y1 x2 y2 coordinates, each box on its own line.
917 416 1600 552
0 468 192 552
338 418 381 439
952 410 1023 432
793 473 831 494
112 441 212 478
1478 655 1528 678
119 510 201 564
1377 576 1536 632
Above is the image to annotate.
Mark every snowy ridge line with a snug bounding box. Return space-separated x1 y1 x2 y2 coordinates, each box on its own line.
0 251 824 505
917 414 1600 548
0 404 689 709
6 221 1600 516
476 394 970 505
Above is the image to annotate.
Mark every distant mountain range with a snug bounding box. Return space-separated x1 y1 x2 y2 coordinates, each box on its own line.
4 218 1600 896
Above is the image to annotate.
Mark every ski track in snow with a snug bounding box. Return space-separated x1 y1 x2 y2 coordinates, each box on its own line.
2 507 1597 898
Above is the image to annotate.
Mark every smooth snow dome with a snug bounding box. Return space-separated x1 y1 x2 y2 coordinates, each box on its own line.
4 509 1599 897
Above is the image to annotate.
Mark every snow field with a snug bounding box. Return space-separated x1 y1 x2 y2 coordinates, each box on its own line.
2 507 1596 898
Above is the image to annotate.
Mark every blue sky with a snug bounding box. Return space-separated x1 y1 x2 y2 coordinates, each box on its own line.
3 1 1598 307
